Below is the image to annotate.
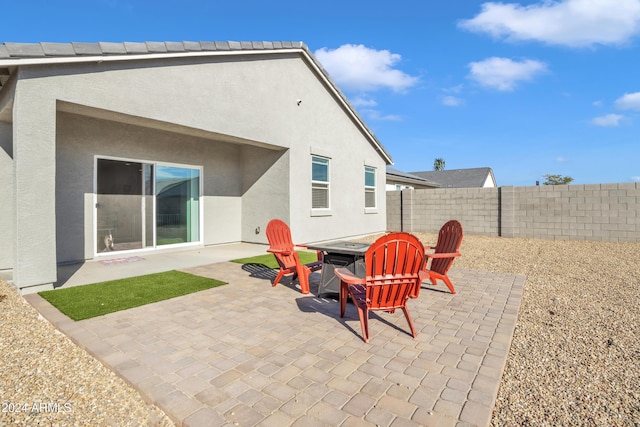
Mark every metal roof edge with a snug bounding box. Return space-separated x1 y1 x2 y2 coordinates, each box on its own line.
0 46 303 67
386 167 441 187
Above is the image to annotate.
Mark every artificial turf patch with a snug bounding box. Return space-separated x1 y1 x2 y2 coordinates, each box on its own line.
39 270 226 321
230 251 319 269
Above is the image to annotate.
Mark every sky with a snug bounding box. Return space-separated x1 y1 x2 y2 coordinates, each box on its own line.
3 0 640 186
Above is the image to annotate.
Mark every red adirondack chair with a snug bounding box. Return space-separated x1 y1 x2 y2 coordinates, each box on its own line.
419 220 463 296
265 219 323 294
335 232 425 343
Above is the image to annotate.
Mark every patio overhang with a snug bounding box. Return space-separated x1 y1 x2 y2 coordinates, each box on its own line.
57 101 286 151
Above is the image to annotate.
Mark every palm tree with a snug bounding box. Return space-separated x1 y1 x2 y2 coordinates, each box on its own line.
433 158 445 171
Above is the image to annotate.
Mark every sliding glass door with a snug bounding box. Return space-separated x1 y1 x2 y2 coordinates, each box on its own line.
96 158 201 254
155 165 200 246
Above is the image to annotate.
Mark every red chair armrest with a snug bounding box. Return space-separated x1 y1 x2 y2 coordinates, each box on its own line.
292 244 323 258
426 252 461 259
334 267 365 285
267 248 292 255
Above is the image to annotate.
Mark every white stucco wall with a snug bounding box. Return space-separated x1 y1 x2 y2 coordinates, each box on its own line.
240 146 290 243
262 60 388 244
12 75 58 289
0 121 13 270
56 112 261 263
8 51 389 288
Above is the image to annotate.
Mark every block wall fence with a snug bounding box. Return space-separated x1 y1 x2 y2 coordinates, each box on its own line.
386 183 640 242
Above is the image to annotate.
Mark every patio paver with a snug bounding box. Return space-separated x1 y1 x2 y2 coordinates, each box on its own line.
26 261 524 427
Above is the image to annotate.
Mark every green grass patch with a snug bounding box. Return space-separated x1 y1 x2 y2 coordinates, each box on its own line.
39 270 226 321
231 251 319 269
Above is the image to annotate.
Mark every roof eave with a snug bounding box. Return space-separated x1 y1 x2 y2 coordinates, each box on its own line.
0 47 301 67
387 174 440 187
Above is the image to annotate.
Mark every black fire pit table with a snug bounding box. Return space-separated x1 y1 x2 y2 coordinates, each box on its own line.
305 240 371 297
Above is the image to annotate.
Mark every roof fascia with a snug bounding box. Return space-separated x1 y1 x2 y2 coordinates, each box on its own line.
387 174 440 187
398 178 439 187
0 48 302 67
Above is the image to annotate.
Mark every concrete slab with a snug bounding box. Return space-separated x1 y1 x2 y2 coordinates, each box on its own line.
53 242 269 288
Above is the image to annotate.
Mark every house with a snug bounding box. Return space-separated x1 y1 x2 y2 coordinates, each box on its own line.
0 41 392 294
409 167 496 188
385 167 440 190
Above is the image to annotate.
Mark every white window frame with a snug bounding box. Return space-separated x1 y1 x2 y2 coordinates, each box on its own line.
364 165 378 213
311 155 331 216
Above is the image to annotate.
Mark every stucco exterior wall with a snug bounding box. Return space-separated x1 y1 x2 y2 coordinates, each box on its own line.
56 112 259 263
36 55 385 246
8 51 388 289
0 121 13 270
13 76 58 289
240 146 289 243
271 61 388 244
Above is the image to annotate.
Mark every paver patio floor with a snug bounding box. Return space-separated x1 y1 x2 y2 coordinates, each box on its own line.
27 261 524 427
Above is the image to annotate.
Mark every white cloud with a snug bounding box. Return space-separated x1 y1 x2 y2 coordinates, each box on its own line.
459 0 640 48
556 156 567 162
314 44 419 93
442 96 464 107
632 176 640 182
467 57 548 91
592 100 603 107
591 113 624 126
360 109 403 121
350 96 377 107
615 92 640 110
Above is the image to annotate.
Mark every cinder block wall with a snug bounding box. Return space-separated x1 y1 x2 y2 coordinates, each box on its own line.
387 183 640 242
387 187 500 236
511 183 640 241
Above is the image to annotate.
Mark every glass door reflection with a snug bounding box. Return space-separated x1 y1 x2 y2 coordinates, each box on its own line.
155 165 200 246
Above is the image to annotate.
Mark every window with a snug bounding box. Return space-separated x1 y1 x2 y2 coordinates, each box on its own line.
312 156 330 209
365 166 376 208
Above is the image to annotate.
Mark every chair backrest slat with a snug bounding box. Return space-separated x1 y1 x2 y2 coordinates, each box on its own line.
266 219 297 270
364 232 425 310
431 220 463 274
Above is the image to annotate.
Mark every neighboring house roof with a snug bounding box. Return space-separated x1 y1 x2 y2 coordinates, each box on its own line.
386 167 440 188
410 167 497 188
0 40 392 164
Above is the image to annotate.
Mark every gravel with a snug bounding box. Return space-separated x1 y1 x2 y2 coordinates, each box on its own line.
0 280 174 426
2 234 639 426
435 234 640 426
